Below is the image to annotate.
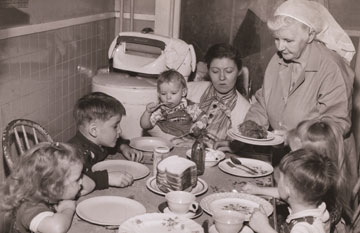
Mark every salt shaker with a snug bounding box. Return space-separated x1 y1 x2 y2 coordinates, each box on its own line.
153 146 170 176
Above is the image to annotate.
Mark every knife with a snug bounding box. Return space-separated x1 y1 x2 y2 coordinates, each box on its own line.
202 219 209 233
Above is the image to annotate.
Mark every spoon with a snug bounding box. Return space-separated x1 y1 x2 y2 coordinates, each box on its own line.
230 156 258 174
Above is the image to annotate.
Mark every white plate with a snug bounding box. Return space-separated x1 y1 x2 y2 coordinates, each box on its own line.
118 213 203 233
186 149 225 167
227 128 284 146
230 129 275 141
146 176 208 196
130 137 174 152
92 160 150 180
218 158 273 178
200 192 273 220
209 224 253 233
76 196 146 226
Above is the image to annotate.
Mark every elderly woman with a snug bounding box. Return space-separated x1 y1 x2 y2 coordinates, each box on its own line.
149 43 250 148
243 0 357 177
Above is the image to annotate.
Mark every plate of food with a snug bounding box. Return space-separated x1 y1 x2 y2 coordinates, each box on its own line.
130 137 174 152
218 158 273 178
200 192 273 221
146 176 208 196
235 120 274 141
227 129 284 146
76 196 146 226
92 160 150 180
118 213 203 233
186 148 226 167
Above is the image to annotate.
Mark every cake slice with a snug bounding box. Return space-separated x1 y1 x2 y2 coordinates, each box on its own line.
156 155 198 193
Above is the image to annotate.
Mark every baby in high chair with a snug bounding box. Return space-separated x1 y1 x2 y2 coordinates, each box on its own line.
140 69 206 138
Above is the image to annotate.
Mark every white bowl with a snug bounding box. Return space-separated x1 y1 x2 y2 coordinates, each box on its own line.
186 148 225 167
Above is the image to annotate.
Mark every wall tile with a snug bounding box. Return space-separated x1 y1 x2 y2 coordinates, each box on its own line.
0 18 114 181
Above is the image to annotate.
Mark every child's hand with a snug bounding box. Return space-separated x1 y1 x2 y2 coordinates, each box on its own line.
120 144 143 162
80 175 96 196
108 171 134 187
249 209 276 233
240 182 262 194
146 102 161 113
55 200 76 213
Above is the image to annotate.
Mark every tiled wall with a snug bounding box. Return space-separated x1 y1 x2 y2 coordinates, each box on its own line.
0 18 115 180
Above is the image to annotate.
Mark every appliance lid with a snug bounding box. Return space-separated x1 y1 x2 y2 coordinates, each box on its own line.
92 72 157 89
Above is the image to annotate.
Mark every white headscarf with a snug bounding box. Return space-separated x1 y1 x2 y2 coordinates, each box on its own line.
274 0 355 63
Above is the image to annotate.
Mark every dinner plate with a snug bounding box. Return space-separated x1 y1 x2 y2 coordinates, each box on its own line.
146 176 208 196
92 160 150 180
218 158 273 178
76 196 146 226
227 128 284 146
118 213 203 233
230 128 275 141
200 192 273 219
130 137 174 152
158 202 203 219
209 225 254 233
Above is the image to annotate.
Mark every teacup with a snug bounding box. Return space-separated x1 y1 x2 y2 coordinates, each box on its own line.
213 210 245 233
165 191 199 215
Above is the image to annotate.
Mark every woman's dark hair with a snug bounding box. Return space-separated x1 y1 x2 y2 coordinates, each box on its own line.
204 43 246 95
204 43 242 70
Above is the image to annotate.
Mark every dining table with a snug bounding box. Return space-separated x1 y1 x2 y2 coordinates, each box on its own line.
68 145 278 233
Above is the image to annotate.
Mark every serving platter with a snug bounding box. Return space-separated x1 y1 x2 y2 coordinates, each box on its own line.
92 160 150 180
146 176 208 196
230 129 275 141
227 128 284 146
218 158 273 178
76 196 146 226
118 213 203 233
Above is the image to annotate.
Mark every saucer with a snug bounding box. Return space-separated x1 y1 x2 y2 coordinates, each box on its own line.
209 224 254 233
158 202 202 219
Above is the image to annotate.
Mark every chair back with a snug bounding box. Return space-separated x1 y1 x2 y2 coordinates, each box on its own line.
2 119 53 174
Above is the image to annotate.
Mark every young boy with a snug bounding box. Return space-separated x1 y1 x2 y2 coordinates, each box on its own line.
68 92 142 190
248 149 336 233
140 69 206 137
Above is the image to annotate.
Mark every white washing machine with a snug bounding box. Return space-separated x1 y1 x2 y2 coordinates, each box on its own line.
93 32 196 139
92 72 158 139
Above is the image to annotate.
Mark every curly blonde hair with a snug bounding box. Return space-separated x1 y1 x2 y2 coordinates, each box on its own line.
0 142 83 213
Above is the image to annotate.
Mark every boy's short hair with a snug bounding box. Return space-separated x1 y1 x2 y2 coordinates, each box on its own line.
157 69 187 91
279 148 337 206
73 92 126 126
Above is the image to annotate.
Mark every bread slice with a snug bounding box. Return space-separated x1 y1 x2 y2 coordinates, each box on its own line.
156 155 198 193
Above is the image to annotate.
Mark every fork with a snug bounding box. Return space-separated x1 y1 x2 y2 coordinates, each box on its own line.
226 161 257 175
230 156 259 174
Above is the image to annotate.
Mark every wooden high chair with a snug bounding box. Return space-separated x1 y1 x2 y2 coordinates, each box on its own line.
2 119 53 175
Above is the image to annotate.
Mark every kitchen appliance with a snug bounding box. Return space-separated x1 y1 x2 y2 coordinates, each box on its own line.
93 32 197 139
108 31 196 79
